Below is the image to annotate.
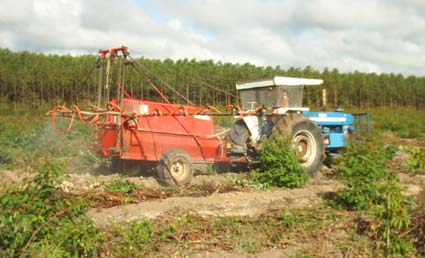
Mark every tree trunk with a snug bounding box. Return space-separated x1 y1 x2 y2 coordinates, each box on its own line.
32 77 36 109
186 84 189 105
13 79 17 111
40 79 44 107
0 79 4 106
333 88 338 107
75 81 79 104
48 82 52 105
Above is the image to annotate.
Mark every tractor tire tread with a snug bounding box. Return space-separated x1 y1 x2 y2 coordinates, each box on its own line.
157 149 193 186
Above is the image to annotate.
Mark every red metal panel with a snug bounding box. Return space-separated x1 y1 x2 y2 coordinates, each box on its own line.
97 126 118 156
99 99 225 163
98 98 224 163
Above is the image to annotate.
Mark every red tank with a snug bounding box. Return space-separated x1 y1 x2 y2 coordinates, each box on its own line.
96 98 227 164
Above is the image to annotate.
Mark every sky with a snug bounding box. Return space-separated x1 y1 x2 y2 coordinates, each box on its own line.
0 0 424 76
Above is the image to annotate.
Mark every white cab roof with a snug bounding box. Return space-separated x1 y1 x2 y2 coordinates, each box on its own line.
236 76 323 90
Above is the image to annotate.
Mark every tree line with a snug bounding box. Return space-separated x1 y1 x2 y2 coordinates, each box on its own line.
0 48 424 111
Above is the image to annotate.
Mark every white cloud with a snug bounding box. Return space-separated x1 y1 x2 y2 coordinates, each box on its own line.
0 0 424 75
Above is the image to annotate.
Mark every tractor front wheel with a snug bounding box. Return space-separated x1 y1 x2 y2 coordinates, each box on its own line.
271 114 325 174
157 149 193 185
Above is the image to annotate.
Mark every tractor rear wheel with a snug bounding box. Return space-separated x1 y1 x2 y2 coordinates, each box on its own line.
271 113 325 174
157 149 193 185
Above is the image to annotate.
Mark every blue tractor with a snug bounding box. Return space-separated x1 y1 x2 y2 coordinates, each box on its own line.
303 111 370 156
226 76 369 173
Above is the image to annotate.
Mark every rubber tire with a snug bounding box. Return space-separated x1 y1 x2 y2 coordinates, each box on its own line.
270 113 325 175
157 149 193 185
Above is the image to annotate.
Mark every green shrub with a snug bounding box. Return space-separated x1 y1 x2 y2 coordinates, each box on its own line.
108 219 153 257
0 113 107 172
252 136 308 188
121 219 153 245
371 108 425 138
332 140 389 210
0 115 43 167
373 178 413 256
214 115 235 128
104 179 142 193
279 210 298 231
384 144 399 160
332 139 413 256
410 187 425 256
407 146 425 174
0 158 103 257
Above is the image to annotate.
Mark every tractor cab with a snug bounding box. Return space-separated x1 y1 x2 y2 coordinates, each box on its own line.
236 76 322 113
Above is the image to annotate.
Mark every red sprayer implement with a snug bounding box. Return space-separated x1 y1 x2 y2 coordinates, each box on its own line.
47 46 327 185
46 46 248 185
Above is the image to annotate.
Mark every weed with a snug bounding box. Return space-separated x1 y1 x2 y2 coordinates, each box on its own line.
0 114 109 173
251 135 308 188
331 139 413 256
104 179 142 193
233 177 251 188
371 107 425 139
108 219 153 257
409 187 425 256
0 158 103 258
214 115 235 128
177 211 194 225
121 219 153 245
279 210 297 231
407 146 425 174
122 196 133 205
237 236 259 253
373 178 413 256
331 139 389 211
294 254 314 258
384 144 399 160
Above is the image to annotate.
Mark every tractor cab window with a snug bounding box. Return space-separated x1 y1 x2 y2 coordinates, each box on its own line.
239 85 305 111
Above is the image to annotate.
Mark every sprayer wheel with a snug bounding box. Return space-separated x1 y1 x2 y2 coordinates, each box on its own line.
157 149 193 185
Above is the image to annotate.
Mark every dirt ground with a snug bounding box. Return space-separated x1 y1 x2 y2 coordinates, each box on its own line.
2 164 424 226
86 170 340 226
1 139 424 257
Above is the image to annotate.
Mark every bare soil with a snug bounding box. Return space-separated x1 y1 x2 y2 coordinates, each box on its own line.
1 142 424 257
2 165 424 226
88 181 339 226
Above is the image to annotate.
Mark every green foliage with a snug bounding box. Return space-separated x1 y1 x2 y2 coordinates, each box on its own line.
332 139 412 256
104 179 142 193
120 219 153 245
332 140 389 210
252 136 308 188
0 158 103 257
371 108 425 138
279 210 298 231
214 115 235 128
1 48 425 113
407 146 425 173
0 115 44 167
0 113 108 172
109 219 153 257
373 178 413 256
384 144 399 160
409 187 425 256
237 237 260 253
